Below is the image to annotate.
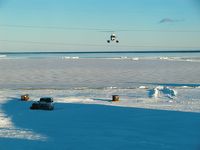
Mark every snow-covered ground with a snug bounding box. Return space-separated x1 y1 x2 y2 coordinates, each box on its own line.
0 58 200 149
0 88 200 150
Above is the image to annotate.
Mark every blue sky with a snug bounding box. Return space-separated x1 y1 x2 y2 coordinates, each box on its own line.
0 0 200 51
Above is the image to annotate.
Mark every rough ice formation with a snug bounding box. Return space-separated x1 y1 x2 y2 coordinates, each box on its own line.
149 86 177 99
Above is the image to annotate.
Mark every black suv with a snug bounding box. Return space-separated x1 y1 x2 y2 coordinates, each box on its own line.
30 97 54 110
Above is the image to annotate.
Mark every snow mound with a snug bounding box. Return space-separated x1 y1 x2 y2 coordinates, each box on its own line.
148 87 160 98
149 86 177 99
139 86 148 89
162 86 177 97
132 57 139 61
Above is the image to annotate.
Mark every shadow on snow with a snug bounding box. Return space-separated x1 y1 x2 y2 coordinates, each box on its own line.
1 97 200 150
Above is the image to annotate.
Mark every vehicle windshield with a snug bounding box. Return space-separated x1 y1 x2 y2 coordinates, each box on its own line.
40 98 53 103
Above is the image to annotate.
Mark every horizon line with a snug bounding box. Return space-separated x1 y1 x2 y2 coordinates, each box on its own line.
1 50 200 54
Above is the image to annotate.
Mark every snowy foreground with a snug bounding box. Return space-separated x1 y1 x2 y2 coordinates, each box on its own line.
0 58 200 149
0 89 200 150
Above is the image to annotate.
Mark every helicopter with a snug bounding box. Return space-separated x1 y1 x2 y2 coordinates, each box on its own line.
107 33 119 43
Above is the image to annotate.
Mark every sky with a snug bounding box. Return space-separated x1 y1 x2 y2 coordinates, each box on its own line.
0 0 200 52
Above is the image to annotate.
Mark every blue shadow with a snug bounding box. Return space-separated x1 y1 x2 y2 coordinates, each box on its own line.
1 97 200 150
